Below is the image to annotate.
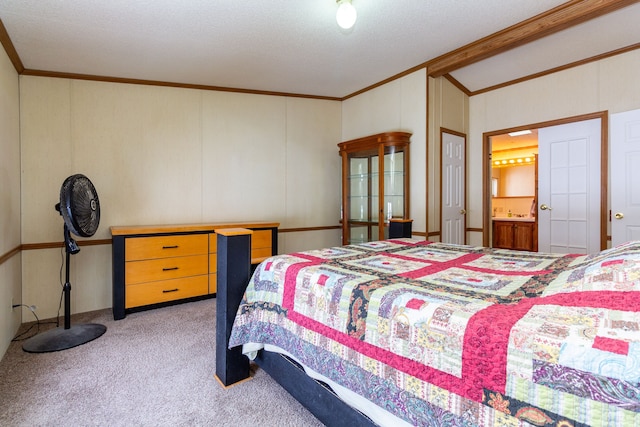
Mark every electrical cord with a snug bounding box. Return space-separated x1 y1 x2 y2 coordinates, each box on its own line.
10 304 55 342
11 246 66 342
11 304 39 341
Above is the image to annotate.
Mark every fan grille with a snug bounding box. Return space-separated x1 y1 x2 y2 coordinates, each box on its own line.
59 174 100 237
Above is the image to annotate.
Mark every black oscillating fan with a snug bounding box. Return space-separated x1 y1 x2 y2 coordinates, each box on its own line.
23 174 107 353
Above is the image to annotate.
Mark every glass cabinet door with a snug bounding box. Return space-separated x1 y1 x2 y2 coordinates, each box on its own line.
383 149 404 239
348 156 370 244
339 132 411 245
371 155 380 240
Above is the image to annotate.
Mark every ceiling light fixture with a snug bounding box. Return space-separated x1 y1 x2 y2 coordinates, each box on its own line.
336 0 357 30
493 156 535 167
508 130 532 137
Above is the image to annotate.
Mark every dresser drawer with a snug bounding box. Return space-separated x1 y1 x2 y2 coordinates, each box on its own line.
209 253 217 274
251 229 272 262
208 235 217 292
125 234 208 261
251 247 272 262
125 254 208 285
251 229 271 250
209 233 217 253
126 275 209 308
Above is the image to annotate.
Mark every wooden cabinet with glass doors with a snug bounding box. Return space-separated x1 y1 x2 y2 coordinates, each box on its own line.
338 132 411 245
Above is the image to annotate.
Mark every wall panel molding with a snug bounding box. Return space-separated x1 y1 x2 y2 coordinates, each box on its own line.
0 246 20 266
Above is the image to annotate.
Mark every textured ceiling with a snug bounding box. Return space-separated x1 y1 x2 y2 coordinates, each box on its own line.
0 1 638 98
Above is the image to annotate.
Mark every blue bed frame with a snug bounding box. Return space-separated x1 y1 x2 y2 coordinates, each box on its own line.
214 222 412 426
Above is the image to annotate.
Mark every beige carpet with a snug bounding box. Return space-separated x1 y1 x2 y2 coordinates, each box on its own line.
0 298 323 426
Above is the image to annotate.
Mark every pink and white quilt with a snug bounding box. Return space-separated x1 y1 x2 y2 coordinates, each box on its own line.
230 239 640 426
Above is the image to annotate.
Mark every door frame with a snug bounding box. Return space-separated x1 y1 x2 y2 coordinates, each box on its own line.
440 128 467 244
482 111 608 250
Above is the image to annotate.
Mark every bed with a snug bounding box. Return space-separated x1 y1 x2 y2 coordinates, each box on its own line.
219 235 640 426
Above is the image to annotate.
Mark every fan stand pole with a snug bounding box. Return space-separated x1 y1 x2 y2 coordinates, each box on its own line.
63 251 71 330
22 225 107 353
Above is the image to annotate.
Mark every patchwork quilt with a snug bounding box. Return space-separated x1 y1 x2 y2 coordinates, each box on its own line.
229 239 640 426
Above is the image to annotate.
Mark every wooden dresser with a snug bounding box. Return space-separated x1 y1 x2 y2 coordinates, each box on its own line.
111 222 279 320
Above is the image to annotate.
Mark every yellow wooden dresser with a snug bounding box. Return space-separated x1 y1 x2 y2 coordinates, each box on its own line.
111 222 279 320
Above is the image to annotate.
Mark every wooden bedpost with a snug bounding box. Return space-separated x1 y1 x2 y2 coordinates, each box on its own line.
215 228 253 387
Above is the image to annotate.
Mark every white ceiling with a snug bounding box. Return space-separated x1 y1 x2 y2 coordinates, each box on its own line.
0 1 638 98
450 3 640 92
491 130 539 152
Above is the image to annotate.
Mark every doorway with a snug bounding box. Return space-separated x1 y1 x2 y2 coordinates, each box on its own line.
441 129 467 245
489 130 538 252
611 108 640 246
482 112 608 253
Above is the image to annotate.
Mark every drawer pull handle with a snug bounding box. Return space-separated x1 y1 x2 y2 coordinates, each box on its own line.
162 267 179 271
162 288 179 293
163 245 179 249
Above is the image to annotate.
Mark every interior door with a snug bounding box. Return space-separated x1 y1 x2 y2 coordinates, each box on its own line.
611 109 640 246
441 130 466 244
537 119 601 254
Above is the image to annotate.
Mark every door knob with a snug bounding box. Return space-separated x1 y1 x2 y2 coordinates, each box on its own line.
460 209 467 215
614 212 624 219
540 204 552 211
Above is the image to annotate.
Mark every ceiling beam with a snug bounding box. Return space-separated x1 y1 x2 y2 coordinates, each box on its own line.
427 0 639 77
0 18 24 73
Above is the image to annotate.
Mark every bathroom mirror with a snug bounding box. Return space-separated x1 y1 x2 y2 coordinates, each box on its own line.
493 165 535 197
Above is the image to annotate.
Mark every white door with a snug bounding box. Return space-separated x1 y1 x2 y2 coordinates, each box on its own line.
441 130 466 244
611 109 640 246
538 119 601 254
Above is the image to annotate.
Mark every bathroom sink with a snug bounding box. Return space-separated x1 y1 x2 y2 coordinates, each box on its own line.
492 217 535 222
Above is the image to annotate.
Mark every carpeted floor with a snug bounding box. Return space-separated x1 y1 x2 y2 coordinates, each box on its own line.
0 298 323 426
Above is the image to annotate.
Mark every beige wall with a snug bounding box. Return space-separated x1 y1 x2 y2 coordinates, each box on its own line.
9 47 638 357
341 70 469 241
0 45 21 356
428 76 469 241
342 69 428 236
20 76 342 320
467 49 640 246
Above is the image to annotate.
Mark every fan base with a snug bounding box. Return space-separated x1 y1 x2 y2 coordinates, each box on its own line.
22 323 107 353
